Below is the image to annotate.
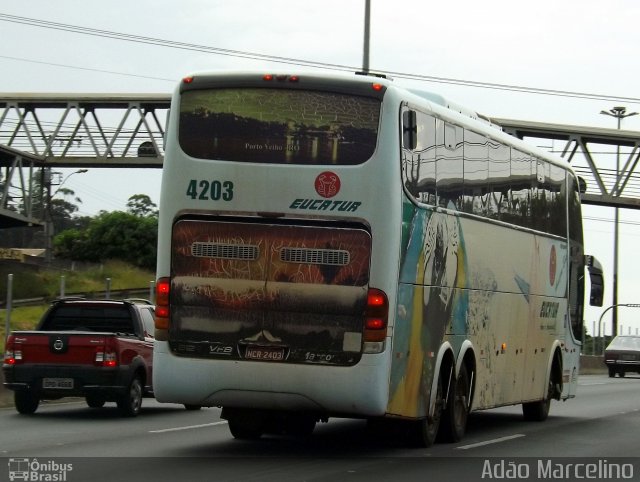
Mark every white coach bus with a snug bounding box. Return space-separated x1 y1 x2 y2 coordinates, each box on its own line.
153 71 604 446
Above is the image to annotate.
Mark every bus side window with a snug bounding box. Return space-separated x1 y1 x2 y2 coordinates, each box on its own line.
487 140 510 220
462 130 488 216
402 109 437 205
548 165 567 237
507 149 528 227
437 122 464 209
402 110 417 150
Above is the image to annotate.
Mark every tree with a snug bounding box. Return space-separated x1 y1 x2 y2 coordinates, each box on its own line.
50 187 83 233
126 194 158 218
53 209 157 270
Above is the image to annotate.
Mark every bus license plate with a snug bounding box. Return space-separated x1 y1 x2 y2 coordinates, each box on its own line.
245 346 284 361
43 378 74 389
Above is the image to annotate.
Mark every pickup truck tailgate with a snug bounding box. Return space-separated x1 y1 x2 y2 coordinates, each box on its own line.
10 332 109 365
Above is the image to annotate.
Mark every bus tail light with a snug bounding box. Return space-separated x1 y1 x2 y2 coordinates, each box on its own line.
155 277 171 330
263 74 300 83
364 288 388 353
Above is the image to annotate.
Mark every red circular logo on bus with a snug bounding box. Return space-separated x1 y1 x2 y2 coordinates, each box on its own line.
549 245 557 286
315 171 341 198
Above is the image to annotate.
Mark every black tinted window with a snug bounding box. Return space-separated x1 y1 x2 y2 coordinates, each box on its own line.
43 305 134 333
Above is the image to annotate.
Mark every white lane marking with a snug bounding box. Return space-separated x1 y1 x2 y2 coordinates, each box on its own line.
149 421 228 433
456 434 525 450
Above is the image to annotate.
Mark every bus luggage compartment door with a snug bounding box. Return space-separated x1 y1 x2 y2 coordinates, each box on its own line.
169 219 372 366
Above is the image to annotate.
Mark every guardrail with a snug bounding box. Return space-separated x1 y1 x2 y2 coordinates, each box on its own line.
0 288 153 308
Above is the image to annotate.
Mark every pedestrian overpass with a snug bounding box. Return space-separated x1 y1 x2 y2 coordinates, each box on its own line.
2 93 640 227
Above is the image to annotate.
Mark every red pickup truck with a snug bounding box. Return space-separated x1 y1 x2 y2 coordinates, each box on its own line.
3 298 158 417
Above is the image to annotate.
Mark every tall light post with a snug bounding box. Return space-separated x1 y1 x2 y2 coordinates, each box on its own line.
45 168 88 263
599 107 638 337
362 0 371 74
598 303 640 355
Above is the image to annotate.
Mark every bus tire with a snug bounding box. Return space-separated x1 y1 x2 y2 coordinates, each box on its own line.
522 377 553 421
285 415 316 438
439 363 470 443
228 418 264 440
15 390 39 415
223 408 265 440
410 368 445 447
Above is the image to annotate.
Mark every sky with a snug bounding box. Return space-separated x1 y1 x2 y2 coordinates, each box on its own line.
1 0 640 336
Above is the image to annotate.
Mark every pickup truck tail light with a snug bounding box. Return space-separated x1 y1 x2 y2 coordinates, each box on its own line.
3 336 22 365
95 338 118 367
95 351 118 367
155 277 170 330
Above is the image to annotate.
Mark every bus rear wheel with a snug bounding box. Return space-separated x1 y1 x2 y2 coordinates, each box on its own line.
439 364 470 443
228 419 264 440
410 368 445 447
224 408 264 440
283 414 316 438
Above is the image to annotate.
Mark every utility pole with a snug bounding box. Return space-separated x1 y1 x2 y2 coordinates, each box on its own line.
44 168 88 263
599 106 638 337
43 167 53 264
362 0 371 74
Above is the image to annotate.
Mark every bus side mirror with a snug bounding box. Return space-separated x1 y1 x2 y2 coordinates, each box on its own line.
402 110 417 150
585 255 604 307
577 176 587 194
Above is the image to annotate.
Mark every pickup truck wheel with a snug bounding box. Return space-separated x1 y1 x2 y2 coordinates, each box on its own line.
86 395 106 408
117 375 143 417
15 391 40 415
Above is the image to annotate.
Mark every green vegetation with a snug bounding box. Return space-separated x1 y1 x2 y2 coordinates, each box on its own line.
1 305 48 354
54 195 158 271
1 260 154 301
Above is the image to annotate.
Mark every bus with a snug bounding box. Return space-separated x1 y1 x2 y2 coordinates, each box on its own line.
152 71 604 446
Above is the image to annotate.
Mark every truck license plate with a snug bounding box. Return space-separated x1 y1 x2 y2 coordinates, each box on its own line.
43 378 74 389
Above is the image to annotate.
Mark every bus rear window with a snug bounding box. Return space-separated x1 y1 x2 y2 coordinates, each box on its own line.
179 88 380 165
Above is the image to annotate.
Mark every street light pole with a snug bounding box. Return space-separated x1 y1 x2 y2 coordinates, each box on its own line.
599 107 638 337
45 168 88 263
362 0 371 74
597 303 640 355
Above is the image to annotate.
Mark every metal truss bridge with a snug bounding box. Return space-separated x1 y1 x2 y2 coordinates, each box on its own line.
2 93 640 227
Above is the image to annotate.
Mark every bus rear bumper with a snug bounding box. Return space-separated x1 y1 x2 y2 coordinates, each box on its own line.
153 341 390 417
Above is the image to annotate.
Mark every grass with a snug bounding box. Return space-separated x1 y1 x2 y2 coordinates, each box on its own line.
0 260 154 353
37 260 155 297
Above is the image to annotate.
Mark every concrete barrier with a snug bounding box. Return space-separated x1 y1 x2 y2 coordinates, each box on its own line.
580 355 606 374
